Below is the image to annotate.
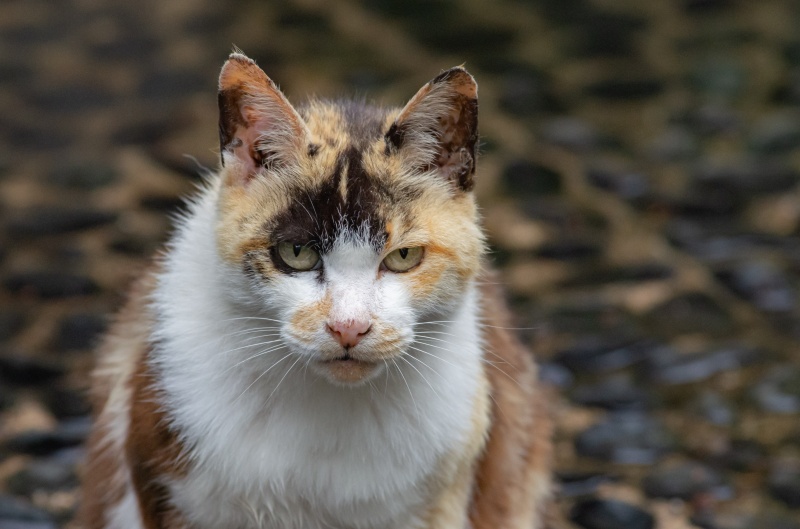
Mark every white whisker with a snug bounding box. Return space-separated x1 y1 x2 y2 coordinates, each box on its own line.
232 351 294 404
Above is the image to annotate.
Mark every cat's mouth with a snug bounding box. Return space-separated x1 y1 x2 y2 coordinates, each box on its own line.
317 353 380 385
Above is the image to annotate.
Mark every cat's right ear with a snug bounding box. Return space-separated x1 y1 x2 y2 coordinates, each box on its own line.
218 53 309 183
385 67 479 192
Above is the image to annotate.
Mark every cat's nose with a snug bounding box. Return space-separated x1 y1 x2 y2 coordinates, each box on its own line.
327 319 372 349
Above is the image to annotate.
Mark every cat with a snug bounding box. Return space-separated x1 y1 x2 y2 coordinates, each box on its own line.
79 52 553 529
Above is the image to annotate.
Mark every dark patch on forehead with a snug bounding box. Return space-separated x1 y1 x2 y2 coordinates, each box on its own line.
268 146 387 254
337 100 390 148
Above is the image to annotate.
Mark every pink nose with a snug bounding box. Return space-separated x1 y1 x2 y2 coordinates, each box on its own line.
327 319 372 348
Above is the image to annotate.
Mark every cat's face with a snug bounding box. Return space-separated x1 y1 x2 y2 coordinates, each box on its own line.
214 54 483 386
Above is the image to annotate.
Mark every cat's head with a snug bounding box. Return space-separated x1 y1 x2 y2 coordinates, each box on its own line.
214 53 484 386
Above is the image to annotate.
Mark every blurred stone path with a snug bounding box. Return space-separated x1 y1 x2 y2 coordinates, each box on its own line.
1 0 800 527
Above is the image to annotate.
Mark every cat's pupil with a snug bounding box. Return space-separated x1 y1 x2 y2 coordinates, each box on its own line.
399 248 409 259
293 244 302 257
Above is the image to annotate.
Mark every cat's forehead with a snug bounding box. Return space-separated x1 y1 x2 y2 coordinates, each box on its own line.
265 100 421 254
300 99 395 150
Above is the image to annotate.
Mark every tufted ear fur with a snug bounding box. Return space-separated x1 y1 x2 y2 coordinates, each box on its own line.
385 67 479 191
218 52 309 183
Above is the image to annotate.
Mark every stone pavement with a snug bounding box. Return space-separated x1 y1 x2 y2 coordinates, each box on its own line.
1 0 800 527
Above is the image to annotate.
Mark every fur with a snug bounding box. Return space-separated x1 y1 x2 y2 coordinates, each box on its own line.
79 53 551 529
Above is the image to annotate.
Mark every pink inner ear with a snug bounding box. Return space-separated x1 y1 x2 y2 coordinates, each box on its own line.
229 123 261 179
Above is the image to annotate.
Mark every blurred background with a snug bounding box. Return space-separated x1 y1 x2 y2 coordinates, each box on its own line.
1 0 800 527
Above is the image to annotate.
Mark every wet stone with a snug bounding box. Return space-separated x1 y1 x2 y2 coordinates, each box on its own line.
563 263 672 287
539 117 599 151
567 11 645 58
693 158 800 194
4 418 91 456
750 113 800 154
768 458 800 508
88 32 160 62
752 366 800 414
642 460 728 500
27 84 115 113
644 292 733 336
641 346 759 386
538 362 574 389
497 66 562 116
7 207 117 238
691 391 735 426
688 57 746 100
140 194 185 212
501 160 562 196
0 311 26 341
687 104 741 135
683 0 737 13
570 375 652 410
45 162 118 190
0 354 64 386
722 439 767 472
138 69 210 101
584 77 665 100
554 338 653 374
112 118 184 146
0 495 54 524
557 471 617 498
44 388 91 420
586 167 649 201
535 302 638 336
715 261 796 313
3 122 72 151
646 126 700 161
535 239 601 261
412 23 516 58
7 458 77 496
4 272 99 299
54 313 107 351
772 70 800 106
575 411 674 464
571 498 654 529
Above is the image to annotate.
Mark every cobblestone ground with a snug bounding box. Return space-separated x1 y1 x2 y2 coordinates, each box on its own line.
1 0 800 527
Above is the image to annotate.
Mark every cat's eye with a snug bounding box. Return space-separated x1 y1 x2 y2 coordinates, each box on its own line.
276 242 320 271
382 247 424 273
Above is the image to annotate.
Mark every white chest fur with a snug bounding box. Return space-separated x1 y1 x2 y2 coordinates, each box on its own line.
149 189 485 529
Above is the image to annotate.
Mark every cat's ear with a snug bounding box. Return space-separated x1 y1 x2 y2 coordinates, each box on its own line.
218 52 309 182
385 67 478 191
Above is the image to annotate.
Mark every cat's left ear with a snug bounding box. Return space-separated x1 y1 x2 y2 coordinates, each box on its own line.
385 67 478 192
218 52 309 182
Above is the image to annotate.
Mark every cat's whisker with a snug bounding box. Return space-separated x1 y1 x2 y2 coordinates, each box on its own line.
232 351 294 404
410 320 458 327
265 354 304 406
221 316 290 325
222 343 288 374
411 334 454 344
215 338 286 357
479 355 522 389
398 355 441 401
393 359 419 419
406 345 460 370
409 338 456 355
403 353 445 382
222 327 283 338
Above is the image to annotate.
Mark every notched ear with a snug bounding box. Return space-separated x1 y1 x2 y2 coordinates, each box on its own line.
385 67 478 191
218 52 308 182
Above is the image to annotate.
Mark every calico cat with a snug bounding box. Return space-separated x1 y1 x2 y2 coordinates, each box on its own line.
79 52 552 529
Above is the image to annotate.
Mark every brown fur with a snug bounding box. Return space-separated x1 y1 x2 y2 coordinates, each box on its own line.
80 271 158 528
470 277 553 528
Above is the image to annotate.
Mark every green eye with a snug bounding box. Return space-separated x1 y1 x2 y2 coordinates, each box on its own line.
276 242 320 271
383 247 424 272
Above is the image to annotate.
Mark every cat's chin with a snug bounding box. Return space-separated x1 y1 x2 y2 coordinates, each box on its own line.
313 357 383 386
